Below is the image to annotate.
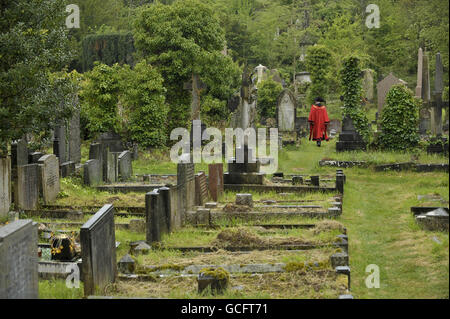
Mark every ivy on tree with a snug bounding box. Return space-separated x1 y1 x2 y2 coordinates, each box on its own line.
305 45 332 106
339 55 370 143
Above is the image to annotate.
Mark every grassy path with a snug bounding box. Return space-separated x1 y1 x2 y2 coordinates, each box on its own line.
279 139 449 298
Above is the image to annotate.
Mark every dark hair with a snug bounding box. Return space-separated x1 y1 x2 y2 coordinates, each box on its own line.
314 97 325 103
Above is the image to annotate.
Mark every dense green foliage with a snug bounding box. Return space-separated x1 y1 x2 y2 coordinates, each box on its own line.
340 56 370 143
80 63 123 136
257 78 284 120
80 61 168 147
120 61 167 147
134 0 241 132
305 45 332 105
81 33 135 71
379 85 420 150
0 0 75 155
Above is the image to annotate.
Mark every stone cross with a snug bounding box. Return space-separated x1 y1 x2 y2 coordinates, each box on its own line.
183 74 207 121
432 52 444 135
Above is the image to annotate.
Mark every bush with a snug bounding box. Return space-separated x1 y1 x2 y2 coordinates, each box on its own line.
257 77 284 120
80 62 123 137
379 84 420 150
305 45 332 105
121 60 167 148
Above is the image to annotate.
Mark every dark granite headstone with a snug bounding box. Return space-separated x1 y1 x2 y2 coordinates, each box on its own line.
68 107 81 163
28 152 44 164
336 115 367 152
0 219 38 298
53 125 68 164
146 187 172 243
80 204 117 296
11 139 28 169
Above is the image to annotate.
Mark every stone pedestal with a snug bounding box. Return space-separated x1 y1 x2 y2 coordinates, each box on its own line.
336 116 366 152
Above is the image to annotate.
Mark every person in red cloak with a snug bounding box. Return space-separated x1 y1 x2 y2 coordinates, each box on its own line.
308 97 330 147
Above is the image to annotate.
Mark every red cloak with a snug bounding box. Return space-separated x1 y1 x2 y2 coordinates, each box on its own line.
308 104 330 141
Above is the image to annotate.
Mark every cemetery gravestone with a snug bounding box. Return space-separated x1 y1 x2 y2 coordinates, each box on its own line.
362 69 374 102
277 89 297 132
118 150 132 181
106 151 119 183
17 164 39 210
60 161 75 178
38 155 60 204
336 115 366 152
208 163 224 202
328 119 342 134
377 73 407 120
0 219 38 299
83 159 102 186
195 172 209 206
68 106 81 163
11 139 28 172
0 157 11 217
28 152 44 164
53 125 68 164
80 204 117 296
433 52 444 135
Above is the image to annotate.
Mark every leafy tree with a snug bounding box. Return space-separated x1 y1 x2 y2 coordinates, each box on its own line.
0 0 75 156
379 84 420 150
134 0 241 132
305 45 331 105
120 60 167 147
257 78 284 120
80 62 123 137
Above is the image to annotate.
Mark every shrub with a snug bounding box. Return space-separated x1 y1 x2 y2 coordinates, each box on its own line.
379 84 420 150
257 77 284 120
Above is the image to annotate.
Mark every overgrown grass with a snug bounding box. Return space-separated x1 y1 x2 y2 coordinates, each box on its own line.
39 279 83 299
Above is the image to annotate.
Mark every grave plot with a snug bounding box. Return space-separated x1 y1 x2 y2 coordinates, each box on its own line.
112 222 349 299
188 191 343 226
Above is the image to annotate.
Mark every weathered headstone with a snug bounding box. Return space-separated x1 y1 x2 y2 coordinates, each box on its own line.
118 150 132 181
38 155 60 204
53 125 68 164
195 172 208 206
433 52 444 135
60 161 76 178
11 139 28 170
106 151 119 183
362 69 374 102
68 105 81 163
0 157 11 217
0 219 38 298
328 119 342 134
80 204 117 296
17 164 39 210
208 163 224 202
146 187 172 243
253 64 269 84
277 89 297 132
377 73 407 118
83 159 102 186
177 160 196 215
28 152 44 164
